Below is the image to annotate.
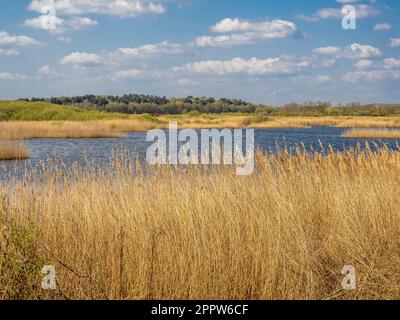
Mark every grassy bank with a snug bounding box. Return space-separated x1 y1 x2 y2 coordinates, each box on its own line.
3 100 400 142
3 116 400 141
0 100 127 121
1 148 400 299
343 128 400 139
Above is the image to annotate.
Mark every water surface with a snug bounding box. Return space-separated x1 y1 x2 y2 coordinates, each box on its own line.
1 127 399 179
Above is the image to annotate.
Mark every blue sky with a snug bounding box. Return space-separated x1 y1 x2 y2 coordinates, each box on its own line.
0 0 399 104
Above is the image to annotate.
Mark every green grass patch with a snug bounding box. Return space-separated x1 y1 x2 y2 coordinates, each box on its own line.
0 100 128 121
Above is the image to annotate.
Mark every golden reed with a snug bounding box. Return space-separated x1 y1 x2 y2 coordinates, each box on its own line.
1 146 400 299
343 128 400 139
0 140 29 160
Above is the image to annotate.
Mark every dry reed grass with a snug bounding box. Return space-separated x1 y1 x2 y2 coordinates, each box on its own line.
1 116 400 141
343 128 400 139
160 115 400 129
1 146 400 300
0 121 126 140
0 141 29 160
100 118 166 132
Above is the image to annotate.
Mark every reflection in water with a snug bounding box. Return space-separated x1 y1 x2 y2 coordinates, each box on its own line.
1 127 399 180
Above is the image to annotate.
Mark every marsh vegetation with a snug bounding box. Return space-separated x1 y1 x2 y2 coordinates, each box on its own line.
1 147 400 299
343 128 400 139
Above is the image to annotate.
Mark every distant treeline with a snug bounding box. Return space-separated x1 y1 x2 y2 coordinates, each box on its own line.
22 95 400 116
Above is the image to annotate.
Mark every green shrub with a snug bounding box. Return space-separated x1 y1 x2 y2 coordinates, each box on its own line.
0 210 44 299
187 110 201 117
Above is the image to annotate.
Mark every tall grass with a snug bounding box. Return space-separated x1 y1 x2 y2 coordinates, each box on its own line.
1 147 400 300
0 141 29 160
343 128 400 139
0 122 126 140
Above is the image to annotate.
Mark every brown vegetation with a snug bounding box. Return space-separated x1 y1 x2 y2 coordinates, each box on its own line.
0 141 29 160
0 121 126 140
1 147 400 299
342 128 400 139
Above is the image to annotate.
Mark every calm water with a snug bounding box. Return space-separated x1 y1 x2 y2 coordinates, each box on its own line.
1 126 399 179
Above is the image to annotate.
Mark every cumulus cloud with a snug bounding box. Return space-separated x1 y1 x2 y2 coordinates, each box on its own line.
112 68 147 79
194 18 299 47
344 54 400 81
383 58 400 69
28 0 166 18
37 65 59 77
178 56 312 76
60 52 103 66
24 15 98 34
343 70 400 82
299 4 380 22
110 41 184 60
111 68 161 81
312 46 341 56
0 31 43 46
341 43 382 59
354 59 374 70
313 43 382 60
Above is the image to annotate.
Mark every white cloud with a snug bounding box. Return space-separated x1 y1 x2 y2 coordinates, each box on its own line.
312 46 341 56
343 70 400 82
110 41 184 60
194 34 255 47
111 68 161 81
341 43 382 59
313 43 382 60
351 57 400 71
24 15 98 34
383 58 400 69
112 68 147 79
0 31 43 46
178 56 312 76
38 65 52 75
389 38 400 48
210 18 296 35
194 18 298 47
0 72 28 80
320 59 337 68
0 48 20 56
299 4 380 21
373 23 392 31
37 65 59 77
60 52 103 66
28 0 166 18
354 59 374 70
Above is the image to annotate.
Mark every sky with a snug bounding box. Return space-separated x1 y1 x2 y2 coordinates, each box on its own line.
0 0 399 105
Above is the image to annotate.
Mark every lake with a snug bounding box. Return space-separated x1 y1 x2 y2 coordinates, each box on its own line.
1 126 399 179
